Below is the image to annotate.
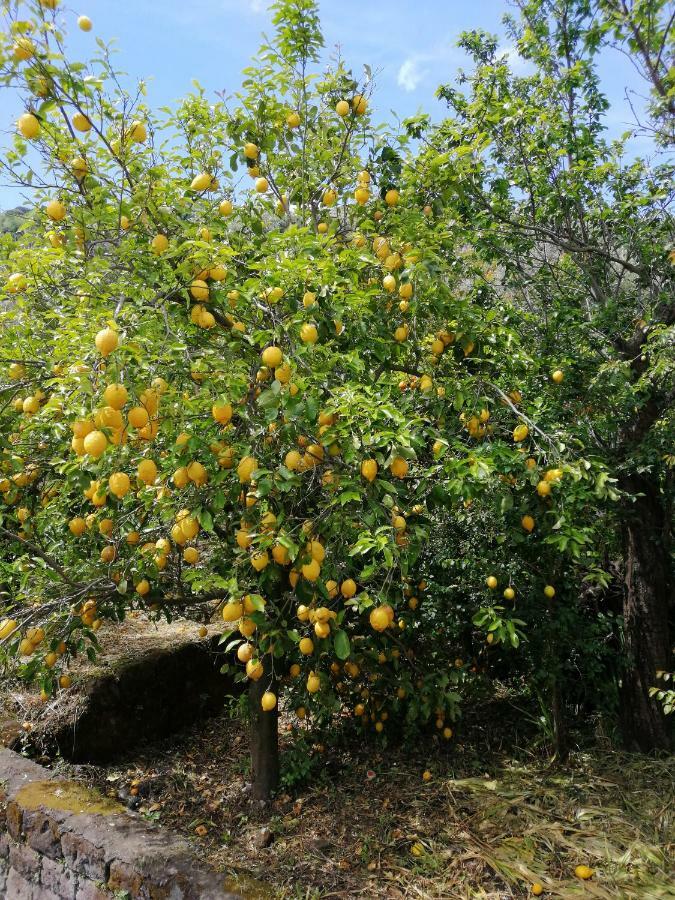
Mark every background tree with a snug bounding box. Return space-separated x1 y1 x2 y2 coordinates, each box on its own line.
415 0 674 750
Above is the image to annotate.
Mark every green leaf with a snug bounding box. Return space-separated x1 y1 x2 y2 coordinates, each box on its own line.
333 629 351 660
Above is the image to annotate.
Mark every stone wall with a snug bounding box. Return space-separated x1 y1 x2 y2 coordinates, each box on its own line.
0 749 241 899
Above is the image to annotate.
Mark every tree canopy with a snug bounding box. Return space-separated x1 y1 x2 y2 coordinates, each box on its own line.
0 0 672 796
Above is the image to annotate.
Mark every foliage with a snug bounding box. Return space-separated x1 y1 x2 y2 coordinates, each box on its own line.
0 0 672 778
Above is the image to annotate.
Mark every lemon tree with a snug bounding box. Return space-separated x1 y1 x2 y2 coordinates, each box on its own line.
0 0 616 797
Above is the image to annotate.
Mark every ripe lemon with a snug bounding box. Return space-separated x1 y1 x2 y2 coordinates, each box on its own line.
390 456 408 478
190 279 209 301
299 637 314 655
95 327 118 356
300 323 318 344
128 406 149 429
352 94 367 115
68 517 86 537
128 119 146 142
46 199 66 221
151 233 168 254
314 621 330 639
72 112 92 132
221 600 243 622
261 691 277 711
17 112 40 139
361 459 378 482
369 607 390 632
103 383 128 410
341 579 357 598
262 346 283 368
237 455 257 483
212 402 233 425
239 618 256 637
246 658 264 681
238 643 253 663
335 100 350 117
251 551 269 572
190 172 213 191
486 575 498 589
285 450 302 471
236 529 252 549
109 472 130 498
83 430 107 458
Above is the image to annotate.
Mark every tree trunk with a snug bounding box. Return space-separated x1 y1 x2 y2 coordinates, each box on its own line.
619 473 673 752
249 653 279 803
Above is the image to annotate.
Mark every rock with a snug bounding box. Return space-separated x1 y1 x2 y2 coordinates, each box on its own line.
252 826 274 849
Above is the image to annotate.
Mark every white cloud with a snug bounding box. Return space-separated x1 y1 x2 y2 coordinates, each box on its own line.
497 44 531 74
247 0 266 12
397 57 429 92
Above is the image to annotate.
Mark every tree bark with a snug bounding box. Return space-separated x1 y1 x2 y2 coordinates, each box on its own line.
249 653 279 803
619 473 673 752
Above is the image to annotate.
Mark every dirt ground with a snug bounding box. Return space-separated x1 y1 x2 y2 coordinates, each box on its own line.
3 617 673 898
64 708 674 900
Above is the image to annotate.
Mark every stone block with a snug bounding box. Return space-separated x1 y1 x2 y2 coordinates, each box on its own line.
106 858 145 896
40 855 78 899
24 807 68 860
72 878 113 900
60 830 106 882
9 839 42 880
0 749 54 796
5 867 37 900
6 797 24 840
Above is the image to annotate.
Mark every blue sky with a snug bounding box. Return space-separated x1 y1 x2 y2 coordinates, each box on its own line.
0 0 654 207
